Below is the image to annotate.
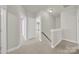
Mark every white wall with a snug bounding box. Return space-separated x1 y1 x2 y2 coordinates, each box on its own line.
77 6 79 45
1 7 7 53
0 8 1 50
7 12 20 49
55 15 61 29
41 12 56 39
61 6 77 42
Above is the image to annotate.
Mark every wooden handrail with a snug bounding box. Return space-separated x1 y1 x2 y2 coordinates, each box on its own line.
41 32 51 42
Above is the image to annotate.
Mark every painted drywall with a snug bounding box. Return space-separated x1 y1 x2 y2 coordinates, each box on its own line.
55 15 61 29
77 6 79 45
0 8 1 51
61 6 77 42
0 11 1 50
7 12 20 49
28 17 36 40
1 7 7 53
41 12 56 39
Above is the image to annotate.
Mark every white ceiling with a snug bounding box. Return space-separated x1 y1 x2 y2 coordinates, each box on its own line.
7 5 65 17
7 5 18 15
23 5 64 16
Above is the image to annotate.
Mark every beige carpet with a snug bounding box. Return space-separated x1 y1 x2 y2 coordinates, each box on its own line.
8 38 78 54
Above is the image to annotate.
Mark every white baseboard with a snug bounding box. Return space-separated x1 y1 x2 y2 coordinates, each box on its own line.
51 39 62 48
7 43 21 53
28 37 35 40
64 39 79 50
54 39 62 48
51 45 54 48
63 39 77 44
51 39 78 49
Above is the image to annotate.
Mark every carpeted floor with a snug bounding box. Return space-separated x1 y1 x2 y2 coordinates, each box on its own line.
8 37 78 54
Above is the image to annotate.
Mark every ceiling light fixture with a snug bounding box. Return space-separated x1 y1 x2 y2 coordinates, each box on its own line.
47 8 53 13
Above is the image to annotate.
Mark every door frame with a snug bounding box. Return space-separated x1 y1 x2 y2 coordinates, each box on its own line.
0 6 7 54
77 6 79 48
35 15 42 41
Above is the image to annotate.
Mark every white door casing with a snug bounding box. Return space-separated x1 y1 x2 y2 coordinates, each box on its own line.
1 6 7 54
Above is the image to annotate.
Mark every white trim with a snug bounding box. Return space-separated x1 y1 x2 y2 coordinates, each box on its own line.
35 15 42 42
28 37 36 40
63 39 79 49
54 39 62 48
63 39 77 44
39 39 42 42
51 45 54 48
51 39 77 48
51 39 62 48
1 6 7 54
50 28 63 48
7 43 21 53
77 6 79 49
